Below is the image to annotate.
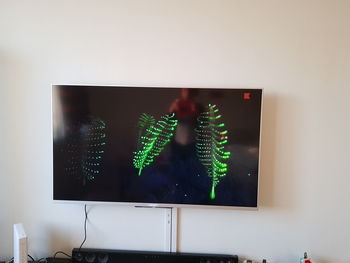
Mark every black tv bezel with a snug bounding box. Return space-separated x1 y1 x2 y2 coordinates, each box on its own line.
51 84 263 209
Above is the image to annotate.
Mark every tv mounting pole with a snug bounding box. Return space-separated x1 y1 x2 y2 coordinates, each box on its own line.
164 207 178 252
135 206 179 252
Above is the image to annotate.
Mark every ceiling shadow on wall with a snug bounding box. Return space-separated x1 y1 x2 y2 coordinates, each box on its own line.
258 94 278 208
258 93 301 211
0 51 27 259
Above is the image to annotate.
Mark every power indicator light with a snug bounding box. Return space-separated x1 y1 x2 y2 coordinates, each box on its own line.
243 93 251 100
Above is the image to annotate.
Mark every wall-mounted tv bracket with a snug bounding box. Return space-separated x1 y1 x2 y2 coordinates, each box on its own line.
134 206 178 252
165 207 178 252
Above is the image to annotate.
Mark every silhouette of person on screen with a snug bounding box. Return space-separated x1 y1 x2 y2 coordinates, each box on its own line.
169 88 200 145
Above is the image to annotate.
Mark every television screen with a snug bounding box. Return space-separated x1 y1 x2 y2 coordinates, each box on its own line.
53 85 262 208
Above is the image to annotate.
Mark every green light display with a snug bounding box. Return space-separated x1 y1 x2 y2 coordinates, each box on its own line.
81 118 106 181
195 104 231 200
65 117 107 184
133 113 178 176
136 113 156 151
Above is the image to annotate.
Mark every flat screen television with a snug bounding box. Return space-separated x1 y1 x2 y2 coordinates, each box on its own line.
52 85 262 208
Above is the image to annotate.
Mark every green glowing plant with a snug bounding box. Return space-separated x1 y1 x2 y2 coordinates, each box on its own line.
136 113 156 150
81 118 107 182
133 113 178 176
195 104 231 200
65 117 107 185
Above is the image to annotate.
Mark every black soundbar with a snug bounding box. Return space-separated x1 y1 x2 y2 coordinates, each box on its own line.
72 248 238 263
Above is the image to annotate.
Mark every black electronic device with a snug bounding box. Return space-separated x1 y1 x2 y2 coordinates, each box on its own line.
72 248 238 263
53 85 263 208
46 259 71 263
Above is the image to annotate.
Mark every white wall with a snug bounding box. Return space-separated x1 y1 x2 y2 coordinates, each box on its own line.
1 1 350 262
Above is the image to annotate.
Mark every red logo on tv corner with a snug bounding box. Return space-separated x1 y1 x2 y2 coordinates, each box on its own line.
243 93 251 100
